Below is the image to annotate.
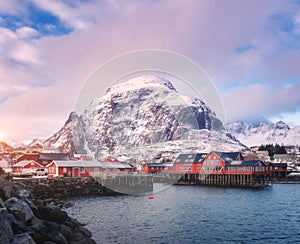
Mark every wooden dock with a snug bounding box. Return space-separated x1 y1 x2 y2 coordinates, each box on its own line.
153 173 271 188
90 173 154 195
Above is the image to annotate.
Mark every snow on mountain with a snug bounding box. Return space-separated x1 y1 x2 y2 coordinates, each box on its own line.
44 112 87 154
46 74 246 160
226 120 300 147
0 141 13 152
27 138 45 148
284 125 300 145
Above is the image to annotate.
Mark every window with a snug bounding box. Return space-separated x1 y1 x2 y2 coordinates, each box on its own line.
63 167 67 173
80 167 84 172
94 167 99 172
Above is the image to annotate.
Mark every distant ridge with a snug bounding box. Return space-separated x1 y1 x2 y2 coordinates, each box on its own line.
226 120 300 147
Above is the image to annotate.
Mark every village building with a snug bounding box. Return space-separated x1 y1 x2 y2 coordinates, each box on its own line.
272 162 288 178
226 160 273 175
174 153 206 173
200 151 244 173
38 153 69 166
255 150 271 161
0 157 12 173
273 154 295 164
142 163 173 173
12 160 43 173
14 152 69 166
15 153 39 163
47 160 133 178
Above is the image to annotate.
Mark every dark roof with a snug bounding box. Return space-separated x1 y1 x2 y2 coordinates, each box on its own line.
74 149 88 154
144 163 170 168
174 153 207 164
213 152 242 163
38 153 69 161
272 163 288 167
227 160 265 167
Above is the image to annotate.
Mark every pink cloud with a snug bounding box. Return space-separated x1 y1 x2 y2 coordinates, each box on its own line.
1 0 300 142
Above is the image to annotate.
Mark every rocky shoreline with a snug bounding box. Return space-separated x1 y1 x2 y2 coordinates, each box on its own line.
0 171 97 244
13 176 120 200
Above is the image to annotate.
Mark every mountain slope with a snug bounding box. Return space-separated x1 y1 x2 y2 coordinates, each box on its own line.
44 112 86 154
46 75 246 160
226 121 300 147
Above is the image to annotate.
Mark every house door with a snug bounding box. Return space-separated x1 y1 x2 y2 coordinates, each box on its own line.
73 168 79 178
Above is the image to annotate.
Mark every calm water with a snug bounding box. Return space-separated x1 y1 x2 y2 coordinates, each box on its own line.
66 184 300 243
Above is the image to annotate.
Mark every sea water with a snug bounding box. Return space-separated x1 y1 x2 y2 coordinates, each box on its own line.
66 184 300 243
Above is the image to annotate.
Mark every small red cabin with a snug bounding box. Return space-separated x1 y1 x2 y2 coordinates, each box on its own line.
47 160 103 177
225 160 271 175
174 153 206 174
47 160 134 177
12 160 43 173
143 163 173 173
15 153 39 163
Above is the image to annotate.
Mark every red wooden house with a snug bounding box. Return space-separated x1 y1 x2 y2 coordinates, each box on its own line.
47 160 134 177
173 153 206 173
142 163 173 173
15 153 39 163
225 160 272 175
37 153 69 166
201 151 244 174
12 160 43 173
47 160 102 177
272 162 288 178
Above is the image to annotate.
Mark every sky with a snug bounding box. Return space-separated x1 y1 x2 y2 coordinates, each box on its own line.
0 0 300 143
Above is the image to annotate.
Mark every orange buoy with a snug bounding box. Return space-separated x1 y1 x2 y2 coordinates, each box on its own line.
148 195 154 200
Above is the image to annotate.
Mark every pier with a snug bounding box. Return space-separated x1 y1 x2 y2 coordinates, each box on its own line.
154 173 271 188
90 173 154 195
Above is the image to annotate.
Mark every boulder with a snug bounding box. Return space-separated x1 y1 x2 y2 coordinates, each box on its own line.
47 232 68 244
38 205 68 224
7 213 26 233
0 208 14 244
4 197 34 222
79 226 92 238
0 198 4 208
0 176 13 200
10 233 36 244
62 201 74 208
26 218 50 243
59 224 72 240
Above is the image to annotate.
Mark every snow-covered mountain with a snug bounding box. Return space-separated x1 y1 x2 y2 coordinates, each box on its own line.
44 112 86 154
27 138 45 148
46 75 246 160
226 121 300 147
0 141 13 152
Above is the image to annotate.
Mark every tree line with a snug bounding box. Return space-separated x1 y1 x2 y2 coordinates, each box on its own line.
258 144 287 157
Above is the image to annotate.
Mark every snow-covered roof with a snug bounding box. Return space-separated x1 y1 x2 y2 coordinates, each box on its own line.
0 159 9 168
227 160 265 167
39 153 69 161
49 160 132 169
13 160 42 167
174 153 207 164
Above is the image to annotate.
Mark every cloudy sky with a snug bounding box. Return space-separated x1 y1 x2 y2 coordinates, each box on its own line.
1 0 300 142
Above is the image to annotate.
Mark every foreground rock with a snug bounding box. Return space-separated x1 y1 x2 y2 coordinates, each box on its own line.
14 176 120 200
0 171 96 244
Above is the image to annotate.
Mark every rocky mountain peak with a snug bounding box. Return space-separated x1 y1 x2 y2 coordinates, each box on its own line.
108 74 177 95
64 111 79 125
275 121 290 130
45 75 246 160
